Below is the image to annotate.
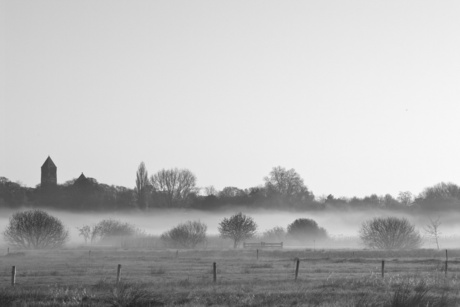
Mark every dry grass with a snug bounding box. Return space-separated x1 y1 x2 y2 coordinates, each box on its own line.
0 247 459 306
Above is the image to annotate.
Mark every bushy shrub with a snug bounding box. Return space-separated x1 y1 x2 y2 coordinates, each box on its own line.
287 218 328 241
3 209 69 249
81 219 140 244
261 226 286 242
360 217 422 250
161 221 207 249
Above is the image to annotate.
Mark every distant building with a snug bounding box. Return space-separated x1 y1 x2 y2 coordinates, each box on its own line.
41 156 57 189
74 172 91 187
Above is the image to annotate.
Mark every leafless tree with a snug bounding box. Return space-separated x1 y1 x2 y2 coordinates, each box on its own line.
135 162 151 210
77 225 91 244
360 217 422 250
161 221 207 249
218 212 257 248
424 217 442 250
3 210 69 249
150 168 197 207
77 225 100 244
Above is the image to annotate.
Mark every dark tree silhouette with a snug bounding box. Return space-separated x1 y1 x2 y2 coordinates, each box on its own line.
135 162 150 210
264 166 314 207
150 168 197 207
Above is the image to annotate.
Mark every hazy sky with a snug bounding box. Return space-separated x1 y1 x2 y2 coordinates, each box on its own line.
1 1 459 198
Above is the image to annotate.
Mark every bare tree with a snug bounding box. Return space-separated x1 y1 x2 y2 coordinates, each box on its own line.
77 225 91 244
360 217 422 250
135 162 150 210
218 212 257 248
150 168 197 207
77 225 100 244
161 221 207 249
3 210 69 249
424 217 442 250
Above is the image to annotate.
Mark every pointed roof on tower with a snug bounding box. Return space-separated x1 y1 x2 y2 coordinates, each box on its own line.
41 156 56 169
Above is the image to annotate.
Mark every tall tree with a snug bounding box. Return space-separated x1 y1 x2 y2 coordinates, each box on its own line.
150 168 197 207
264 166 313 207
135 162 150 210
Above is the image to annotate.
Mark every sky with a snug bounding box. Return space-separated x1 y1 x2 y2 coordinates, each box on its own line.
1 0 460 198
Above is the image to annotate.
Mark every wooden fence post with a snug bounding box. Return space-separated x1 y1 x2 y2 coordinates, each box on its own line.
213 262 217 283
445 249 448 277
176 250 178 259
257 249 259 260
7 247 9 255
89 250 91 257
11 266 16 287
295 258 300 281
116 264 122 284
381 260 385 278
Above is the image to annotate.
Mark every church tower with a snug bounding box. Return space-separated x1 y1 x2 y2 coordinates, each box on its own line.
41 156 57 188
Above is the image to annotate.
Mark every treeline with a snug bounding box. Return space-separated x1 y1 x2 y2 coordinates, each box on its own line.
1 164 460 212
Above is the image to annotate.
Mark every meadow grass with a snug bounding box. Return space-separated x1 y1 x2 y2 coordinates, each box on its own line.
0 247 459 306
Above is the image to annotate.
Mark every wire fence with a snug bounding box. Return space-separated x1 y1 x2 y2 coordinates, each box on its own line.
1 247 459 288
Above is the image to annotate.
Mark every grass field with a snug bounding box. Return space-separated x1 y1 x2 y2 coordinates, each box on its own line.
1 247 459 306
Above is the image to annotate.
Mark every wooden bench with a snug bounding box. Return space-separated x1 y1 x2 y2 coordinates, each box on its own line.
243 242 283 249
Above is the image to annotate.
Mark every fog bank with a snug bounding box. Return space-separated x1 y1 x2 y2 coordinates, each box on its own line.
1 208 459 248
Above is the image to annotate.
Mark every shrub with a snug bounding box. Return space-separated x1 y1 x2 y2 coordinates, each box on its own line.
360 217 422 250
287 218 328 241
261 226 286 242
3 209 69 249
218 212 257 248
160 221 207 249
92 219 139 243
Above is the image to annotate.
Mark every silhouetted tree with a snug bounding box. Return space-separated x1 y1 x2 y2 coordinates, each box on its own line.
264 166 314 208
135 162 150 210
0 177 31 208
416 182 460 210
150 168 197 207
218 212 257 248
381 194 400 209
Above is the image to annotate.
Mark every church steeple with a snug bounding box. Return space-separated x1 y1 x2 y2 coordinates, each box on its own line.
41 156 57 188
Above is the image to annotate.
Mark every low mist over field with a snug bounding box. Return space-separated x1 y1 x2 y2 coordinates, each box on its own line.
1 208 459 248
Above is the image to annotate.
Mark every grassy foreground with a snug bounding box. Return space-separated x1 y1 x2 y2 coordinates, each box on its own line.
0 247 459 306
